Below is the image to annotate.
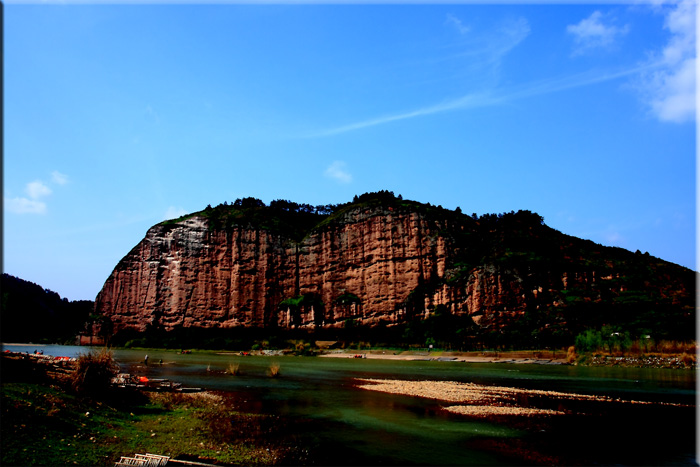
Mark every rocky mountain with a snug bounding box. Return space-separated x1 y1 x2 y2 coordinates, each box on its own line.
94 192 696 346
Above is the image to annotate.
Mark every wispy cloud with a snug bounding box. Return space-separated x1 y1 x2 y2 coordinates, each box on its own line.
439 16 530 69
637 0 696 123
310 93 500 137
324 161 353 184
302 6 685 138
163 206 188 220
445 13 470 35
493 17 531 59
51 171 69 185
566 11 629 56
305 16 531 138
306 61 659 138
501 61 661 101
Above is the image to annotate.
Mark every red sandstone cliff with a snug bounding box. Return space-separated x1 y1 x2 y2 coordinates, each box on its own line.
94 197 695 337
97 206 455 332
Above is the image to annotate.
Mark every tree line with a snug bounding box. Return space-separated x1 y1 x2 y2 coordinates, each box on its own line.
1 274 94 344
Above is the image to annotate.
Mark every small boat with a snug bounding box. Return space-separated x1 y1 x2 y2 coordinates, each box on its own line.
111 373 200 392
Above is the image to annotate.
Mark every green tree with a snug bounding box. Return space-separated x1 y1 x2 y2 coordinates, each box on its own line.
574 329 603 353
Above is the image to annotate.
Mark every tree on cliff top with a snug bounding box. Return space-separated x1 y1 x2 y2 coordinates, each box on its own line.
353 190 398 204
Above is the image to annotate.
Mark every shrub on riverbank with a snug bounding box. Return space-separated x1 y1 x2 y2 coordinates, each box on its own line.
571 327 697 368
71 348 120 397
575 353 696 369
574 327 696 358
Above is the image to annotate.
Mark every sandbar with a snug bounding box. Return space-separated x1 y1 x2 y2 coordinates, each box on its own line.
354 378 692 418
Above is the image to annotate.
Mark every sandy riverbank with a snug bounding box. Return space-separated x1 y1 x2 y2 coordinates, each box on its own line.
319 350 697 369
319 350 568 365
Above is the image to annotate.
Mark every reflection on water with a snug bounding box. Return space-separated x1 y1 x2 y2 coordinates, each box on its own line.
3 344 696 465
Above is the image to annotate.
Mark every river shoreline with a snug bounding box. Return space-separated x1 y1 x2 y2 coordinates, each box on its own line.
4 343 696 369
318 348 698 369
319 350 568 364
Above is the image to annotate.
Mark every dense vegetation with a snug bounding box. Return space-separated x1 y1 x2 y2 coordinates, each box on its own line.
1 274 94 344
161 190 453 240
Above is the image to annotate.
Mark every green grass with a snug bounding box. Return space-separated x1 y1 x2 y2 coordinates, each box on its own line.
2 382 127 466
1 382 306 466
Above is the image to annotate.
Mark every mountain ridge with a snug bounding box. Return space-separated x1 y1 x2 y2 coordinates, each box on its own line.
93 191 696 348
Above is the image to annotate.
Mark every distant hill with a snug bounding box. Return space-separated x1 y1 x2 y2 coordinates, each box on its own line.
93 191 696 349
0 274 94 344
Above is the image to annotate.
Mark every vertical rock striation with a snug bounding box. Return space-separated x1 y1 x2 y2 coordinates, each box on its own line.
94 197 695 337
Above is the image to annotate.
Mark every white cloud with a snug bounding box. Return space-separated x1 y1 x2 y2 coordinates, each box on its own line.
446 14 470 35
163 206 188 220
5 197 47 215
6 173 70 215
639 0 696 123
567 11 629 56
51 171 69 185
648 57 696 122
324 161 353 184
25 180 52 199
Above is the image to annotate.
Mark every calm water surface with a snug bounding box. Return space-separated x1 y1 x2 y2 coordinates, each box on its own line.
4 344 697 465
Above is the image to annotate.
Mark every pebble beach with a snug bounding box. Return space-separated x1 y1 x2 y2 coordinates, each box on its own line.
354 378 693 418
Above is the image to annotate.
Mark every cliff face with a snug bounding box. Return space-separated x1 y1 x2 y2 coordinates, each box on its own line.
97 207 454 332
94 198 696 337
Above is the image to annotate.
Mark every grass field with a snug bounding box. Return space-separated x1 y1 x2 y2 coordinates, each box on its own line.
0 355 312 466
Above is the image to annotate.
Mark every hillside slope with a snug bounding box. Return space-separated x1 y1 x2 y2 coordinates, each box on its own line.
1 274 94 344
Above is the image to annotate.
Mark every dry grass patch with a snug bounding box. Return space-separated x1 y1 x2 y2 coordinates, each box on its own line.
227 362 242 375
268 363 281 378
71 348 120 397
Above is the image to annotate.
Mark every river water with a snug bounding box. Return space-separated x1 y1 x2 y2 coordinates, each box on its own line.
4 343 697 465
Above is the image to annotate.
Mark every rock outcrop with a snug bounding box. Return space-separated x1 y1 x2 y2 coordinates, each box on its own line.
94 194 696 339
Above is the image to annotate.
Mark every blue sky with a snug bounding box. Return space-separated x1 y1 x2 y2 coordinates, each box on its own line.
4 1 696 301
